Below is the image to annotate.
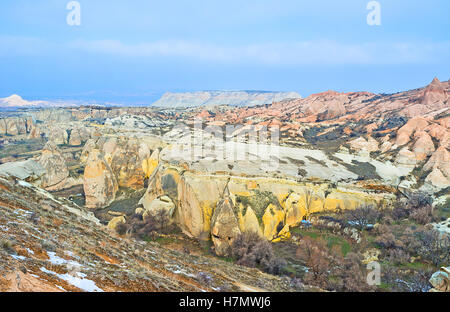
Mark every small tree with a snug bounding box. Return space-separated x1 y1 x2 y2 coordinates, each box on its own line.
344 204 380 230
415 229 450 267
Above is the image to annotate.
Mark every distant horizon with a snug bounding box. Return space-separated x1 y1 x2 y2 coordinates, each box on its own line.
1 75 448 107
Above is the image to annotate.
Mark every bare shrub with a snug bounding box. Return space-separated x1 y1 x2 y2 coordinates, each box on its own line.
116 210 175 239
343 205 380 230
387 249 410 265
296 237 372 291
231 231 286 275
374 228 401 250
296 237 331 289
382 266 432 292
407 192 433 210
409 206 434 225
391 201 409 221
115 222 129 236
335 252 373 292
415 229 450 267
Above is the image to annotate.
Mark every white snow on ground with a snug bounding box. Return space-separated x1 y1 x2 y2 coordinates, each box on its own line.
11 255 26 260
40 267 103 292
47 251 82 267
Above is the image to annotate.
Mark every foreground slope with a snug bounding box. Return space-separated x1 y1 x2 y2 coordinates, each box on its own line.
0 176 296 292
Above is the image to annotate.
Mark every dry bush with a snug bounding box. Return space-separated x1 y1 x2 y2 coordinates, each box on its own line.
343 204 380 230
409 206 434 225
407 192 433 210
387 249 410 265
374 228 401 250
392 192 433 222
296 237 372 291
231 231 286 275
391 201 409 221
296 237 331 288
414 229 450 267
115 210 175 239
335 252 373 292
383 266 433 292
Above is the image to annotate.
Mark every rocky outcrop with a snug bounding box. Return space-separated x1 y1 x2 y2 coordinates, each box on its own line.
423 146 450 189
349 136 379 154
0 117 29 136
421 77 448 107
0 159 45 181
0 175 294 292
38 141 70 191
395 148 417 167
46 126 68 145
140 164 390 249
429 267 449 292
68 127 91 146
395 117 430 146
81 136 161 190
142 196 175 222
107 216 126 231
83 149 118 209
210 188 241 256
412 131 435 160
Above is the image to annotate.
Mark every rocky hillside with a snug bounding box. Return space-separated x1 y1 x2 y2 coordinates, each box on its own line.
152 91 301 108
0 175 297 292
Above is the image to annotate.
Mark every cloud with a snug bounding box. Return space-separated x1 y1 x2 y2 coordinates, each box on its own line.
67 39 450 66
1 35 450 66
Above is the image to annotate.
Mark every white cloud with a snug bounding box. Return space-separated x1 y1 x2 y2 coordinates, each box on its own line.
1 35 449 66
67 39 450 65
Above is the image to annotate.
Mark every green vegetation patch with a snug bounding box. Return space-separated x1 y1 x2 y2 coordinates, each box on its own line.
291 227 352 256
235 190 282 226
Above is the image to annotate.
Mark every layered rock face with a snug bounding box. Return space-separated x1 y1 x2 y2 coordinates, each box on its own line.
0 117 30 136
81 136 163 192
38 142 70 191
152 91 301 108
140 163 392 250
83 149 118 209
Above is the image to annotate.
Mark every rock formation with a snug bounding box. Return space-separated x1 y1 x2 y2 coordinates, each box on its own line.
142 195 175 222
429 267 449 292
152 91 301 108
210 187 241 256
83 149 118 209
38 141 70 191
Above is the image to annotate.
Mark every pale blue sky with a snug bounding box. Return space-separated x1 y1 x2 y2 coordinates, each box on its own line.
0 0 449 104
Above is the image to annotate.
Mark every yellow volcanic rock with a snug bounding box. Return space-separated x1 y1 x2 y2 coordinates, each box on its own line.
272 224 291 242
262 204 286 241
246 181 258 190
284 193 305 227
107 216 126 231
138 164 395 246
142 158 159 178
142 149 160 178
238 205 263 236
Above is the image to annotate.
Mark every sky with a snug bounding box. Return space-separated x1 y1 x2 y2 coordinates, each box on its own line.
0 0 449 105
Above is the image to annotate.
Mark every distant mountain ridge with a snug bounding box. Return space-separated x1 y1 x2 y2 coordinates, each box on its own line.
151 90 302 108
0 94 77 108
